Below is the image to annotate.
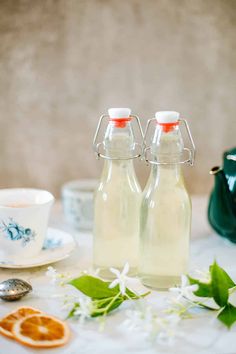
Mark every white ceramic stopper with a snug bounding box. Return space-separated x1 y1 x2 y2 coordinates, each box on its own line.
155 111 180 123
108 108 131 119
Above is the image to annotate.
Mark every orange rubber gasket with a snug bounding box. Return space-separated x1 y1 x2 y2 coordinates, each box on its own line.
109 117 132 128
157 121 179 132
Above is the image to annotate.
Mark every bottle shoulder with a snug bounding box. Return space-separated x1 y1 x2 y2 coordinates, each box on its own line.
99 161 140 185
96 177 142 194
143 173 190 201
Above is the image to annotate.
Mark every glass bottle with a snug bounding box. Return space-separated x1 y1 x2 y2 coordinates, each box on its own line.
93 108 143 278
139 111 195 289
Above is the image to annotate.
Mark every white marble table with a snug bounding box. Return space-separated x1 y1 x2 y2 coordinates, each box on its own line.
1 196 236 354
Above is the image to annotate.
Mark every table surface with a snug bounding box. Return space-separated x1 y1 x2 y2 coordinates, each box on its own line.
1 196 236 354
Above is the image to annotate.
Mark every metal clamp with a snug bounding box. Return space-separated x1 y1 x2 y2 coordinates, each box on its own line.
143 118 196 166
93 114 143 160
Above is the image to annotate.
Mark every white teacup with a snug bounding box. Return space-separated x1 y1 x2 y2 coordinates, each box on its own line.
0 188 54 262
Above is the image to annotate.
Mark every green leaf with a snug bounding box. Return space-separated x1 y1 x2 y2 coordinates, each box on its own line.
69 275 119 299
209 264 235 289
218 303 236 328
210 261 229 307
188 276 213 297
68 275 149 300
125 288 140 299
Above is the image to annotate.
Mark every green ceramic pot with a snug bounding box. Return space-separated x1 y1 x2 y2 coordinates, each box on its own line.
208 147 236 243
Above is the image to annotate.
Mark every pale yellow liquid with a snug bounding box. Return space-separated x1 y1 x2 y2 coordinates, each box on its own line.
93 135 141 278
139 132 191 289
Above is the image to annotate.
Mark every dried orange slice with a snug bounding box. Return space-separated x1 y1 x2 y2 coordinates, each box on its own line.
0 307 41 339
12 313 70 348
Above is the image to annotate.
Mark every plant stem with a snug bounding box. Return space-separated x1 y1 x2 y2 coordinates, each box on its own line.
125 290 151 301
91 293 122 315
140 291 151 298
104 292 121 315
183 296 218 311
93 296 115 305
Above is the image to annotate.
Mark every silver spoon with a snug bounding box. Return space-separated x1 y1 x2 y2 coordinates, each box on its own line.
0 278 32 301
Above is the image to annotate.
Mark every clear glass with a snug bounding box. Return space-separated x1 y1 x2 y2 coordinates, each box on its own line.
139 125 191 289
93 121 141 278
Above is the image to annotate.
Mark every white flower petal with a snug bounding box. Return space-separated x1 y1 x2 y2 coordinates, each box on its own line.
122 262 130 275
181 275 188 287
176 293 183 301
169 287 180 293
109 279 119 289
120 281 126 295
189 284 199 292
110 267 121 277
94 268 100 276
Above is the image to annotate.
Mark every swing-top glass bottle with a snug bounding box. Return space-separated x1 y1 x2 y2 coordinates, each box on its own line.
93 108 143 278
139 111 195 289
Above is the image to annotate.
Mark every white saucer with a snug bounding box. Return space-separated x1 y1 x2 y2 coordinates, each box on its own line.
0 228 76 269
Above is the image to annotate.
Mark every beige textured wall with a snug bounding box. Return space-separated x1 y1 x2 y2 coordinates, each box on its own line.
0 0 235 196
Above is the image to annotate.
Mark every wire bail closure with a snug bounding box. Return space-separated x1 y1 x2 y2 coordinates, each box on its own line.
143 118 196 166
93 114 143 160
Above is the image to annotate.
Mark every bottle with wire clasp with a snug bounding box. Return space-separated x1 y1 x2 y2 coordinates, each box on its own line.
139 111 196 289
93 108 143 278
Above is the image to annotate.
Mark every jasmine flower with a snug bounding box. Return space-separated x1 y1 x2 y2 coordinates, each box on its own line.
169 275 198 301
109 262 130 295
74 297 93 324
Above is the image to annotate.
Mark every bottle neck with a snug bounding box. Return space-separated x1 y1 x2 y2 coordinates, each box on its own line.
151 123 184 163
150 123 185 184
103 120 135 159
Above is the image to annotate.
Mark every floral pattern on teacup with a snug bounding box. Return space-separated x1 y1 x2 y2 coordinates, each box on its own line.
0 218 36 247
43 237 62 250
